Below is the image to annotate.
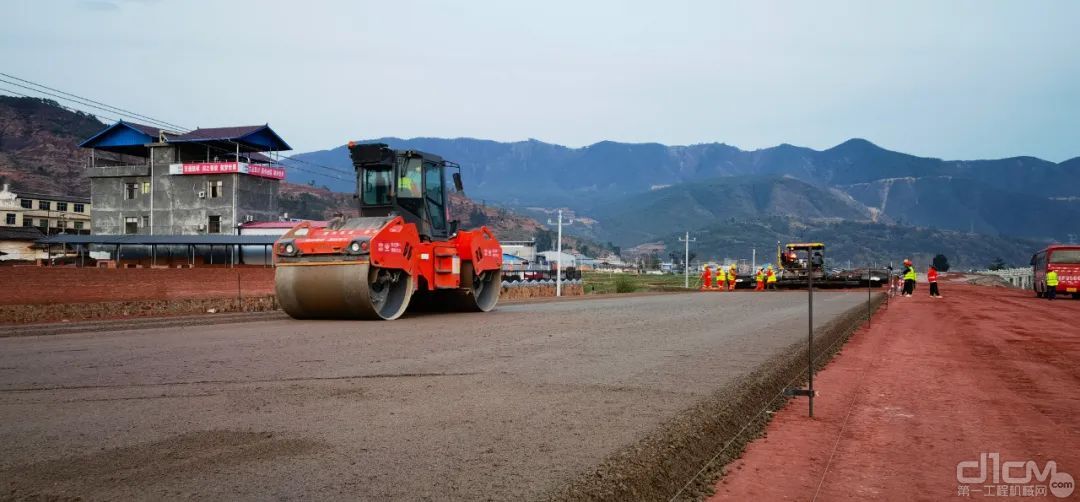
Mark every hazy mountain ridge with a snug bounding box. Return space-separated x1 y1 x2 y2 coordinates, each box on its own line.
587 176 876 246
290 136 1078 242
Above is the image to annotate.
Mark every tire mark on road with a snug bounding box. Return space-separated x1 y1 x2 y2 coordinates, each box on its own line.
0 371 479 393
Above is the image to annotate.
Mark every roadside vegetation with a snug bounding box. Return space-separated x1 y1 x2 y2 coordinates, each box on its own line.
582 271 690 294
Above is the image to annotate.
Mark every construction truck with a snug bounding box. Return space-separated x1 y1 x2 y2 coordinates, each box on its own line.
273 143 503 320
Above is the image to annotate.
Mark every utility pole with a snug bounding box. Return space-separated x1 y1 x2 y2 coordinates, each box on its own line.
752 248 756 272
547 210 574 297
679 232 696 288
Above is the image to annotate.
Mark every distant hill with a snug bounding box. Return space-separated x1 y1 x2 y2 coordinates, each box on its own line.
0 96 105 196
587 176 873 246
289 137 1079 242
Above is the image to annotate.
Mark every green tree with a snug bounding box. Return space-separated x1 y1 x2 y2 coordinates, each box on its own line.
932 254 950 271
534 229 554 252
470 207 490 226
988 257 1007 271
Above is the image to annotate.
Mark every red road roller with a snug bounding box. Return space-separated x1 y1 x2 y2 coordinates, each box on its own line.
274 143 502 320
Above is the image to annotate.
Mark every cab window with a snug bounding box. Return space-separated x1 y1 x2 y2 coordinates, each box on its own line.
361 167 392 205
398 158 422 199
424 162 446 231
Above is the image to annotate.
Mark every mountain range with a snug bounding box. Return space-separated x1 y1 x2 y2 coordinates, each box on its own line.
289 137 1080 244
2 95 1074 269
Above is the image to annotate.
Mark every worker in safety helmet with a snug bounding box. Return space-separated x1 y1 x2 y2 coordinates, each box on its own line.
701 265 712 291
755 267 765 291
766 265 778 290
727 264 737 291
927 265 942 298
902 259 917 297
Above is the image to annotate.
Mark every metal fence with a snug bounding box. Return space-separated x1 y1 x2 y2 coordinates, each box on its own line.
976 267 1034 289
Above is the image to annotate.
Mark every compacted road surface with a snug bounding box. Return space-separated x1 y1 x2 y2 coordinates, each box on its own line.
0 291 868 500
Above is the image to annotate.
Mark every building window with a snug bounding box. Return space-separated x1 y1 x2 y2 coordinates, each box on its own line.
57 202 68 212
207 215 221 234
142 181 151 194
125 183 138 200
125 217 138 234
20 199 32 209
5 213 14 225
22 218 32 227
141 215 150 230
39 201 51 210
74 203 85 213
209 180 223 198
38 219 48 228
57 220 67 230
74 221 84 230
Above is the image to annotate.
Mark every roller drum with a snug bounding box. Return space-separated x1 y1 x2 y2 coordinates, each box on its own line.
275 263 414 320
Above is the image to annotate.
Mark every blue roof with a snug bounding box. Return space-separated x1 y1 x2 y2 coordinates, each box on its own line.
167 125 291 152
79 122 291 154
503 253 527 263
78 121 164 154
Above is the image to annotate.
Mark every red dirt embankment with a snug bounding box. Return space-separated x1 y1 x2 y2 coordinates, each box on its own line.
710 283 1080 501
0 268 580 324
0 268 276 324
0 267 274 305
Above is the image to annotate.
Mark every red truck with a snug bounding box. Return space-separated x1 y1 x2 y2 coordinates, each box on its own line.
1031 245 1080 299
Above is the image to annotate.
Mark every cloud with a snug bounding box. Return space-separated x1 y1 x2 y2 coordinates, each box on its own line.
80 0 161 11
80 1 120 11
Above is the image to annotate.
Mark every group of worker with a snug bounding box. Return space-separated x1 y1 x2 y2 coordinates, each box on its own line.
898 258 942 298
699 264 777 291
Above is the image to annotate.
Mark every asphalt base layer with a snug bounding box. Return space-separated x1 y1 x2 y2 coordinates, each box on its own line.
0 291 878 501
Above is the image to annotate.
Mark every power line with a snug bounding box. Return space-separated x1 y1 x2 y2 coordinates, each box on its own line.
0 77 185 133
0 71 188 131
0 85 127 125
0 75 354 180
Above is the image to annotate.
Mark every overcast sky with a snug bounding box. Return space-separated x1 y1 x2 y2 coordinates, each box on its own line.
2 0 1078 161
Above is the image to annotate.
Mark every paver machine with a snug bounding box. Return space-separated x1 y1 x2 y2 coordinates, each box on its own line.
273 143 503 320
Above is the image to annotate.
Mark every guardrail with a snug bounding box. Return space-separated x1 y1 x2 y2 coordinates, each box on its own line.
976 267 1034 289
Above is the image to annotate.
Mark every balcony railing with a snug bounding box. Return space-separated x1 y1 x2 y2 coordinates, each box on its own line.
86 164 150 178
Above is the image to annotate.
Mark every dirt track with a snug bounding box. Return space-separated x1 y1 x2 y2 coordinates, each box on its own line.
711 284 1080 501
0 291 872 501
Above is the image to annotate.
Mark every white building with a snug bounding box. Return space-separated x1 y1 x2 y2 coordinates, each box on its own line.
538 250 576 268
501 240 537 263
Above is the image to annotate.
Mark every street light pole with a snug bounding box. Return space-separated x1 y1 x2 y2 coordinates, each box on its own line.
557 209 563 297
548 210 574 297
678 232 696 288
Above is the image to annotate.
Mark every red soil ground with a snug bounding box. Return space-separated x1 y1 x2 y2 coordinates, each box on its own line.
710 283 1080 501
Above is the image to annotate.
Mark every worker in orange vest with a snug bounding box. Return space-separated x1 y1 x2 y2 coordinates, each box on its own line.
927 265 942 298
701 265 712 291
727 264 737 291
715 266 726 291
755 268 765 291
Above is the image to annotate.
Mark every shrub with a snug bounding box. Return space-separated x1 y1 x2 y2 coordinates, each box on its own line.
614 274 637 293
